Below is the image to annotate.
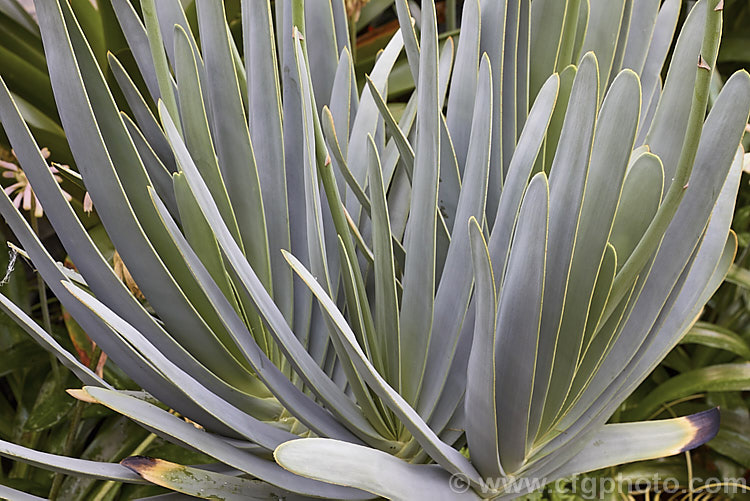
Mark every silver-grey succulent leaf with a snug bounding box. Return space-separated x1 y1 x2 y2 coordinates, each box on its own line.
0 0 747 499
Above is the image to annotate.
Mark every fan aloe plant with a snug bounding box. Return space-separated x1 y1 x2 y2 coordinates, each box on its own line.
0 0 748 499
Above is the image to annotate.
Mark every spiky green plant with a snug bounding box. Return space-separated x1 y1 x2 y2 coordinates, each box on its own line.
0 0 748 499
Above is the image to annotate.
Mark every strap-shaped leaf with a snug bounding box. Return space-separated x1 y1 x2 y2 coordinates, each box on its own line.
243 0 293 323
368 135 401 388
363 78 453 254
580 243 617 352
393 0 420 84
632 364 750 421
465 219 503 480
333 236 399 437
541 69 641 430
319 108 404 397
109 0 160 101
683 323 750 360
636 73 661 147
551 211 729 468
637 0 680 137
529 0 565 102
528 52 598 444
0 484 45 501
399 0 439 406
0 438 145 483
158 102 384 442
195 0 271 290
275 438 482 501
346 29 404 199
480 0 507 218
0 292 106 387
152 188 377 444
500 0 521 177
229 27 248 112
304 0 338 111
173 25 242 248
550 409 720 480
610 0 723 320
41 0 250 385
580 0 626 90
122 457 310 501
293 31 344 370
329 46 353 163
323 106 371 213
172 173 238 314
419 55 493 419
645 0 707 192
293 32 332 297
609 1 632 87
382 91 418 187
425 323 474 434
108 53 176 172
621 0 660 74
537 256 661 455
280 2 310 342
0 190 237 435
562 271 639 426
495 173 549 474
141 0 179 127
365 75 415 179
542 64 577 173
438 37 455 112
446 0 480 170
683 236 738 337
153 0 199 70
556 0 586 71
81 387 371 499
121 113 178 218
516 0 531 131
488 73 559 282
535 116 746 469
282 251 483 485
62 281 295 449
0 76 257 430
438 111 461 233
609 152 664 267
329 0 350 56
585 76 750 424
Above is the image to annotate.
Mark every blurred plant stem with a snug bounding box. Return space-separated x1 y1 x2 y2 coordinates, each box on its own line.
29 198 58 383
48 345 103 500
89 432 158 501
446 0 456 30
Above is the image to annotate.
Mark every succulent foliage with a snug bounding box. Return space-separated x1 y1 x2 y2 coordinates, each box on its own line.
0 0 748 499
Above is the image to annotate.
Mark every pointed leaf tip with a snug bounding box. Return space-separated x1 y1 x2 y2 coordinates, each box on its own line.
120 456 159 473
680 407 721 452
66 389 97 404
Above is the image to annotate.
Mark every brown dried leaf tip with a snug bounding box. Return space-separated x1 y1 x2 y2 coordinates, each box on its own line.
120 456 159 474
66 389 98 404
114 251 145 300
